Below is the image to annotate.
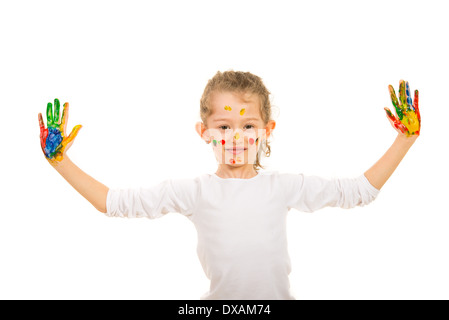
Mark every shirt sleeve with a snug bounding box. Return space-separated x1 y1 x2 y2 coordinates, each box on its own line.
281 173 380 213
105 178 199 218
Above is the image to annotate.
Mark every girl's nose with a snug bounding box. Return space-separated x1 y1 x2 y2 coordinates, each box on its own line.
232 129 244 142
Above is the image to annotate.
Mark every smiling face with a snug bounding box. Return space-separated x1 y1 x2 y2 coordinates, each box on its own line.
197 90 275 167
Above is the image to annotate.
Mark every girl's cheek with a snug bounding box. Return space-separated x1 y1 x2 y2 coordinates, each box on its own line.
211 139 225 147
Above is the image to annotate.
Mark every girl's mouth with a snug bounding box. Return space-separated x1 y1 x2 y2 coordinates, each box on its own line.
226 148 247 155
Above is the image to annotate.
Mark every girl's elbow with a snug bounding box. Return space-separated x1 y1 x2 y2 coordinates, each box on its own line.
96 204 108 214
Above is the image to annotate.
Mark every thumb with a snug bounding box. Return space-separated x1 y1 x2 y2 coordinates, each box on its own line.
384 107 396 122
63 125 82 151
384 108 407 134
66 125 82 144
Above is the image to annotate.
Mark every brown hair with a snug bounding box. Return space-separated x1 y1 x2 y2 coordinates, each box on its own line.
199 70 274 172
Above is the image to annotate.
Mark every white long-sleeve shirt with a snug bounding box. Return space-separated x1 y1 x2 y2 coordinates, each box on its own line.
106 170 380 299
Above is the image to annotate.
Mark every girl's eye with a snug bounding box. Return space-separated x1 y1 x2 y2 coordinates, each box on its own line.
219 125 255 130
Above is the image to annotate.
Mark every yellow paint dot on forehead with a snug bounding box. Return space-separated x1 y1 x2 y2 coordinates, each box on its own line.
224 105 232 111
240 108 246 116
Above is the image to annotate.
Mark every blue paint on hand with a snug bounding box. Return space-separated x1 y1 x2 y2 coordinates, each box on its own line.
44 127 63 158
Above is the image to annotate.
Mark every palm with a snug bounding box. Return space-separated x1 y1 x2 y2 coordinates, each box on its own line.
384 80 421 137
38 98 82 162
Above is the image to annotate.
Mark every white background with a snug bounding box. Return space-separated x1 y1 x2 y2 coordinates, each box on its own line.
1 0 448 299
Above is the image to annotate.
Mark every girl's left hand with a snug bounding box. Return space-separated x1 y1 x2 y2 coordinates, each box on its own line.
38 98 82 163
384 80 421 137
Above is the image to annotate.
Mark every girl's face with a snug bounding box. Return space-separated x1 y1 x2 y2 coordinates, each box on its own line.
199 91 275 166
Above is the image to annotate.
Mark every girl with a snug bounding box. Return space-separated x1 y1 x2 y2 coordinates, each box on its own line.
38 70 420 299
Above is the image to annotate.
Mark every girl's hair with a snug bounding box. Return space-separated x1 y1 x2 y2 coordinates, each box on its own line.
199 70 273 172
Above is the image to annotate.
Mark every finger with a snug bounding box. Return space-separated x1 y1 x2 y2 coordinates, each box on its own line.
414 89 421 123
405 81 414 111
399 80 407 110
38 113 48 150
46 102 53 126
388 117 407 134
384 107 396 122
54 98 60 123
384 108 408 134
388 85 404 120
386 115 400 132
64 125 82 146
61 102 69 134
38 112 45 133
57 125 82 156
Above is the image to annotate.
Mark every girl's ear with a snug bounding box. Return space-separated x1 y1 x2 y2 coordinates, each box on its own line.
265 120 276 139
195 122 210 143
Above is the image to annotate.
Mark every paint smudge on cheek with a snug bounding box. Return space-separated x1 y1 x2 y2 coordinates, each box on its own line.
213 139 217 147
249 138 254 145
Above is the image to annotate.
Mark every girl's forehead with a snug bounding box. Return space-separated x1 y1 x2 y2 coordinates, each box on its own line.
210 91 261 118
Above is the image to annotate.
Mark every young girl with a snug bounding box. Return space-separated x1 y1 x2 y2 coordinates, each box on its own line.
38 71 420 299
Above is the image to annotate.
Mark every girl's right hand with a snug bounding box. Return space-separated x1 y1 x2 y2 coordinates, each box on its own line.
38 98 82 164
384 80 421 137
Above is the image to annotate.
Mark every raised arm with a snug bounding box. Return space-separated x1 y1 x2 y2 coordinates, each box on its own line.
39 99 109 213
364 80 421 190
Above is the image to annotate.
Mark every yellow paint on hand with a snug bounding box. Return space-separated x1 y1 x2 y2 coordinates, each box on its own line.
404 115 420 134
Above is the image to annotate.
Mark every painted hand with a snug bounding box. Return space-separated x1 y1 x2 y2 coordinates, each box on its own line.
38 98 82 162
384 80 421 137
